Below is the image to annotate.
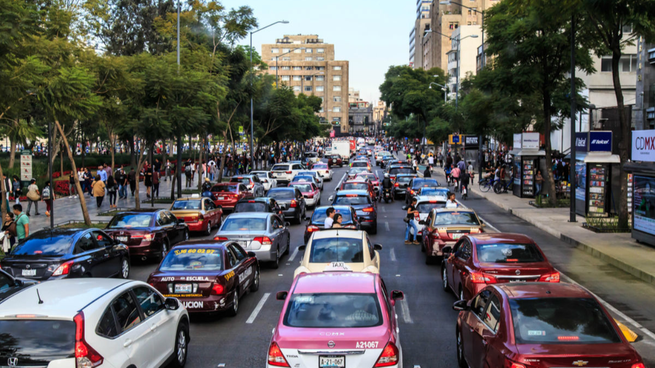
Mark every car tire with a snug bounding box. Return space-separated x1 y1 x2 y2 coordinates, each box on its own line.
119 258 130 279
370 222 378 234
226 289 239 317
170 322 189 368
456 328 468 368
284 237 290 255
206 221 212 236
441 266 449 292
250 267 260 292
271 247 280 269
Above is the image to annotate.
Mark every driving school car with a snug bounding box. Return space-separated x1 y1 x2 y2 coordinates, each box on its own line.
147 241 259 315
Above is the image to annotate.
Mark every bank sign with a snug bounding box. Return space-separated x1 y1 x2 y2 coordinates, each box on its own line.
633 130 655 162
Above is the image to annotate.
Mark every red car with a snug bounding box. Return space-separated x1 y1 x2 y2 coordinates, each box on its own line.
211 183 254 210
327 154 343 168
441 233 559 301
169 196 223 235
453 283 645 368
338 178 377 201
288 181 321 208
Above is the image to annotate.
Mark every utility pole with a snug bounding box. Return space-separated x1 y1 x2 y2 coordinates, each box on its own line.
569 14 577 222
176 0 182 198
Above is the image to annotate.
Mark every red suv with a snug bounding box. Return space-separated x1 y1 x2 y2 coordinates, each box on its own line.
211 183 253 210
327 154 343 168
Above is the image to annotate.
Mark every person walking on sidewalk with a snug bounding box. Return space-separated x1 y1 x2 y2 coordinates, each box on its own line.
116 167 127 199
144 165 153 198
68 171 76 197
128 168 136 196
405 198 420 245
535 170 544 195
98 165 107 183
84 168 93 195
152 170 160 198
25 179 40 216
13 204 28 241
12 176 20 204
2 212 16 253
106 175 118 208
42 181 53 216
92 175 106 208
165 160 171 181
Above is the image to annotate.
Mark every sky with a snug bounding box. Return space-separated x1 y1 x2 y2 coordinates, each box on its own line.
222 0 416 104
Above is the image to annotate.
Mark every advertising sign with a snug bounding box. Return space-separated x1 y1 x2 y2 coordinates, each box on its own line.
589 131 612 152
513 134 522 150
632 130 655 162
521 132 540 149
238 126 244 135
20 150 32 181
464 136 479 148
634 175 655 235
575 132 588 152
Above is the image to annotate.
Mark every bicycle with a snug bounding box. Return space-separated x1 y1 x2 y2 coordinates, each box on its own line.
493 180 513 194
479 177 497 192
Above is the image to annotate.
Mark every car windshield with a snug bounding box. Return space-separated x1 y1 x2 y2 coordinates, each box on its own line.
309 237 363 263
419 188 448 197
221 217 267 231
433 212 480 226
267 189 294 200
284 293 382 328
348 169 368 176
390 168 414 175
11 235 73 256
235 202 267 213
476 243 545 263
311 208 353 225
108 214 152 228
396 176 414 184
298 172 316 177
351 162 368 168
212 185 237 192
272 165 290 171
0 320 75 358
291 184 313 192
510 298 621 344
171 200 201 210
342 183 368 191
334 195 370 206
417 202 447 213
160 248 223 271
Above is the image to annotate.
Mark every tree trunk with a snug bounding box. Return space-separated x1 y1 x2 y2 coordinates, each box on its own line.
612 49 630 227
170 173 176 200
8 137 16 169
110 134 115 171
129 136 136 168
542 92 557 206
197 135 206 191
59 148 63 176
54 120 92 226
218 133 227 182
81 129 86 168
134 149 147 210
0 162 7 221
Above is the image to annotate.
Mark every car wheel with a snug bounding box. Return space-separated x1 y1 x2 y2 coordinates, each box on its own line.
120 258 130 279
250 267 260 292
456 328 468 368
271 247 280 269
206 221 212 236
226 289 239 317
441 267 449 292
159 240 170 261
170 322 189 368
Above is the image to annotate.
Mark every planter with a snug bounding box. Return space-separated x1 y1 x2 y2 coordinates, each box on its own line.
529 199 570 208
140 198 174 204
582 222 631 233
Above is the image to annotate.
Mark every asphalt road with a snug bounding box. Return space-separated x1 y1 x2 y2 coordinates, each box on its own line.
129 157 655 368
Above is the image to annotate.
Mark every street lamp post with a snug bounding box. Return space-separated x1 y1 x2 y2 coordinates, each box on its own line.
275 47 305 88
176 0 182 198
249 20 289 171
429 81 448 104
440 1 485 68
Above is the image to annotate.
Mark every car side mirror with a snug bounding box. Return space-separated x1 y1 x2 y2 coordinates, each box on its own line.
298 245 306 251
164 297 180 311
13 279 24 287
276 291 288 301
247 251 256 258
452 300 470 312
391 290 404 301
442 246 453 255
373 244 382 251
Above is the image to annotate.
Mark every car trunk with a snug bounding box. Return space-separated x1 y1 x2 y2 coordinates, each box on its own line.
150 271 218 297
104 228 150 245
213 191 238 203
216 231 267 250
478 262 555 283
515 343 637 367
2 257 61 280
171 210 204 224
439 227 480 241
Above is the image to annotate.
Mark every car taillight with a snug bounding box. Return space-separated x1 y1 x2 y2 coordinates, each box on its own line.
74 312 103 368
394 183 399 187
268 342 290 367
52 260 74 276
285 171 292 174
254 236 273 246
362 207 374 212
307 225 320 232
375 342 399 367
632 364 646 368
470 272 497 284
504 361 526 368
214 236 228 241
539 272 560 283
290 200 297 208
409 190 415 195
132 234 154 241
211 283 224 295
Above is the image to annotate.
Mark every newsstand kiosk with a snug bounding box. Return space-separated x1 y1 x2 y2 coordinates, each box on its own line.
510 133 545 198
626 130 655 246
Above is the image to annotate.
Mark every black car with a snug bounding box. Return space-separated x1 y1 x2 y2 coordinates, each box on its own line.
303 205 359 244
267 187 306 224
393 173 418 199
0 269 35 303
405 178 440 204
386 164 416 182
330 190 378 234
0 228 130 281
234 197 283 216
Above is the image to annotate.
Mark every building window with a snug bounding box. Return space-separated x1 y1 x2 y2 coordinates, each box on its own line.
282 57 291 61
601 55 638 72
449 22 459 29
333 107 341 112
316 86 324 92
333 117 341 124
316 76 325 81
317 66 325 71
270 66 277 70
333 96 341 102
333 86 341 91
294 48 302 53
271 57 276 61
305 86 312 92
305 76 312 81
305 57 313 61
293 86 301 92
317 48 325 53
281 76 290 81
281 66 290 70
272 48 279 53
317 57 325 61
333 66 342 71
333 75 341 81
282 48 290 53
623 24 633 34
305 48 313 53
305 66 313 71
293 76 301 81
293 66 302 70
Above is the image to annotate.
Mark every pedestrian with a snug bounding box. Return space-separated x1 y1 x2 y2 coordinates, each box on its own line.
42 181 53 216
2 212 16 253
451 165 461 192
536 170 544 195
184 159 193 187
325 207 335 228
25 179 40 216
428 154 434 168
12 176 20 204
13 204 29 241
460 171 470 200
405 198 419 245
107 175 118 208
423 166 432 178
152 169 160 198
165 159 171 181
128 168 136 196
92 175 106 208
144 165 153 198
69 171 76 197
84 168 93 195
98 165 107 182
116 167 127 199
446 192 458 208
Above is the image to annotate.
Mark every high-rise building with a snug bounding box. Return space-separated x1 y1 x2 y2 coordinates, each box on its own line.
410 0 433 69
261 34 350 133
445 26 482 96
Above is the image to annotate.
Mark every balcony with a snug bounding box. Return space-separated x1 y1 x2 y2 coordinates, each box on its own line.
305 38 324 44
649 48 655 65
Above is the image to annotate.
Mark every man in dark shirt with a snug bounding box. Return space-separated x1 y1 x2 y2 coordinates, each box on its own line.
115 167 128 199
127 168 136 196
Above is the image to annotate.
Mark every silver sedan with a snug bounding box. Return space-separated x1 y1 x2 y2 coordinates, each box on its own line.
213 212 290 269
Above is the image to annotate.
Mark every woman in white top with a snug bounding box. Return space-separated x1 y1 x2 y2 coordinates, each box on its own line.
445 192 458 208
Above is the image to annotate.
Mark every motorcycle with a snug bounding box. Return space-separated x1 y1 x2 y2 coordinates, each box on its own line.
381 187 393 203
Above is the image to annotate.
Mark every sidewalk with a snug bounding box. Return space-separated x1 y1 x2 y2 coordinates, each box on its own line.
422 162 655 286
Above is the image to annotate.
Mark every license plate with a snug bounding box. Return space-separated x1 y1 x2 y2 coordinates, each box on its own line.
116 236 128 242
22 269 36 276
175 284 193 293
218 197 224 200
451 233 464 239
509 279 527 283
319 356 345 368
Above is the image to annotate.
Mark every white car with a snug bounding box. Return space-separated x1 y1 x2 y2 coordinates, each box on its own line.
311 163 333 181
0 278 190 368
270 163 304 185
250 170 278 191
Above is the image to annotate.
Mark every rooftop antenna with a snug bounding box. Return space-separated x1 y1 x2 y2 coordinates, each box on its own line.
36 289 44 304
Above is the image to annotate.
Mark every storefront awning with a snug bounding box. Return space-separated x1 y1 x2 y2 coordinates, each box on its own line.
565 152 620 163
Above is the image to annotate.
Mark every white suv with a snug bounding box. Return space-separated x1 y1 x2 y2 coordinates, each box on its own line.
270 163 304 184
0 278 190 368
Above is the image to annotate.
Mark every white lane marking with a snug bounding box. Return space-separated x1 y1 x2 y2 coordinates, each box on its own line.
278 274 283 277
288 247 299 262
246 293 270 324
390 248 397 261
385 221 390 232
382 206 386 212
400 298 414 324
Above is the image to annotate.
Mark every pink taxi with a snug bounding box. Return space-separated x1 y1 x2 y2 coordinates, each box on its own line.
268 272 404 368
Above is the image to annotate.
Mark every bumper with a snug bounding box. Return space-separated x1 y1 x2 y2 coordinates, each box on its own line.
185 221 207 232
357 216 376 229
214 200 237 209
305 196 319 206
282 208 298 219
167 294 232 313
126 242 160 257
250 247 276 262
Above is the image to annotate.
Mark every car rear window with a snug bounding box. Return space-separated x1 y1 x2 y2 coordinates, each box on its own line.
334 195 371 206
390 168 415 175
267 189 294 200
412 179 439 188
171 200 201 210
293 176 314 183
272 165 290 171
313 164 328 169
108 214 152 228
291 184 313 192
12 235 73 256
212 185 237 192
342 183 368 191
309 237 363 263
433 212 480 226
160 248 223 271
284 293 382 328
230 177 251 184
311 208 353 225
221 218 266 231
417 202 447 213
396 176 414 183
0 320 75 358
510 298 621 344
351 162 369 167
235 202 267 213
419 188 448 197
476 243 545 263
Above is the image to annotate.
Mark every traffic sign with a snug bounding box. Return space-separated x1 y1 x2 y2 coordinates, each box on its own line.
449 134 460 145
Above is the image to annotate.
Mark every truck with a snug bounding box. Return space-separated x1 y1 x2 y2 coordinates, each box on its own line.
332 140 351 163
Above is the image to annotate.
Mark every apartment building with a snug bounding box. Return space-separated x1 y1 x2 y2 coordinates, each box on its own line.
445 26 482 96
261 34 350 133
349 101 373 133
349 88 361 103
410 0 433 69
